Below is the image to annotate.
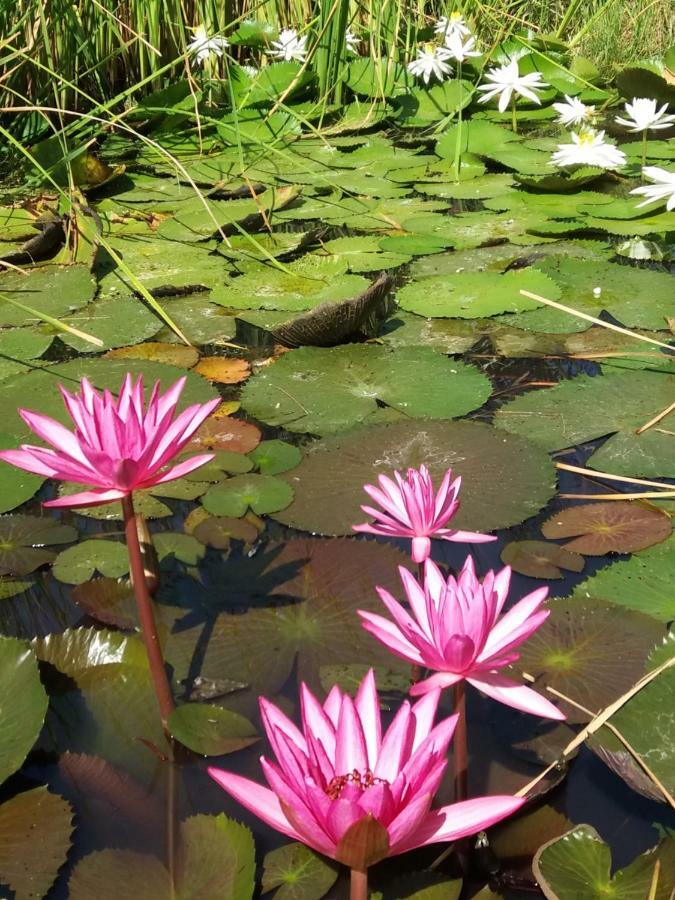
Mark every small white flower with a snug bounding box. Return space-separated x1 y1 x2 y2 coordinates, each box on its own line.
268 28 308 62
615 97 675 132
345 29 359 54
476 59 548 112
444 32 481 63
630 166 675 211
187 25 229 66
407 44 453 84
593 286 602 297
240 64 259 78
551 129 627 170
553 95 594 127
434 12 471 39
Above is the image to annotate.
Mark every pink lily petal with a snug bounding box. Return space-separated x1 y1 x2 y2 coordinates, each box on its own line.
478 588 548 661
468 672 565 720
43 488 128 508
409 671 464 696
335 694 369 774
395 795 525 852
358 611 426 665
207 767 304 842
354 669 381 769
443 529 497 543
137 453 215 489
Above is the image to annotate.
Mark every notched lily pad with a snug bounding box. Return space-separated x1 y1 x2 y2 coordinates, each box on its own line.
168 703 258 756
202 474 294 517
248 440 302 475
501 541 585 579
0 515 77 575
541 502 672 555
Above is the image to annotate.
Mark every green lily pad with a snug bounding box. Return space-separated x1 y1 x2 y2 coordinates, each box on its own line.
541 502 672 555
494 369 675 478
0 786 74 900
570 535 675 622
58 477 210 520
240 344 491 435
52 540 129 585
395 269 560 318
202 474 294 517
262 842 338 900
186 450 254 482
164 539 410 697
0 515 77 575
436 120 519 159
533 825 675 900
501 541 585 579
0 636 49 785
59 293 163 353
248 440 302 475
515 597 664 724
394 80 474 126
0 357 219 444
415 173 515 200
378 313 482 354
274 419 556 536
378 234 449 256
0 433 45 513
317 235 410 273
0 264 96 327
344 58 409 99
68 814 255 900
0 576 34 600
401 209 554 250
0 328 53 381
168 703 258 756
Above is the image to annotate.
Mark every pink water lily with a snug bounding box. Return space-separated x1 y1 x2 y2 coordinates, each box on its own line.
359 558 565 720
353 465 496 563
209 671 523 870
0 374 220 508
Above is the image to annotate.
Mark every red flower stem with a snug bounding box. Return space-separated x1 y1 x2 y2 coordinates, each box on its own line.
453 681 468 802
350 868 368 900
122 493 175 732
410 560 426 685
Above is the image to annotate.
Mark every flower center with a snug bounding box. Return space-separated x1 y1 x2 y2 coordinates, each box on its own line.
578 130 597 146
324 769 388 800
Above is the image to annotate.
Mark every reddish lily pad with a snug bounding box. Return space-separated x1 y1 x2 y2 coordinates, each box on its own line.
186 414 261 454
194 356 251 384
501 541 585 579
541 502 672 555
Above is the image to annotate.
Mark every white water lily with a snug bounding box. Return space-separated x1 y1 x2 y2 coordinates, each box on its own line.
267 28 308 62
553 95 594 127
434 12 471 40
551 129 626 170
407 44 453 84
444 32 481 63
476 59 548 112
615 97 675 132
345 29 359 54
187 25 229 66
630 166 675 210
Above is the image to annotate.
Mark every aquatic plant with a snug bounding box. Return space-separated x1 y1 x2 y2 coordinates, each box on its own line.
630 166 675 210
551 129 627 169
352 465 496 564
406 45 454 85
209 669 524 899
476 59 549 130
552 94 595 127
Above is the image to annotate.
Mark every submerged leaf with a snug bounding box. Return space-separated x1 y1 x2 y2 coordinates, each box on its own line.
501 541 584 579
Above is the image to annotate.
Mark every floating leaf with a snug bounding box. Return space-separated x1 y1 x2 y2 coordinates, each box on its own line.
194 357 251 384
154 295 237 346
193 516 259 550
395 269 561 318
0 576 34 599
68 849 171 899
0 264 96 327
570 535 675 622
262 842 338 900
71 577 137 628
164 539 410 696
60 293 163 353
168 703 258 756
0 515 77 575
0 328 53 381
541 502 672 555
52 540 128 585
202 474 294 517
490 805 573 862
515 598 664 723
240 345 491 435
501 541 585 579
249 440 302 475
494 370 675 478
186 414 261 455
274 420 556 536
533 825 675 900
0 787 73 900
0 636 48 785
186 450 254 482
105 341 200 369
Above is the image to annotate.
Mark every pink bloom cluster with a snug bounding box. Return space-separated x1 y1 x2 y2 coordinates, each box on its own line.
353 465 495 563
209 670 523 868
0 374 219 508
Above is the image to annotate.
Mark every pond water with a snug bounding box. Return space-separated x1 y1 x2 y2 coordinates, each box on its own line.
0 116 674 899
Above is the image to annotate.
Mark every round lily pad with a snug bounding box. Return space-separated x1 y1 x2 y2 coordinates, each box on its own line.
53 540 129 585
570 535 675 622
168 703 258 756
240 345 492 435
273 419 556 535
541 502 672 555
500 541 585 579
59 293 163 353
0 264 96 327
515 597 664 723
248 440 302 475
262 843 338 900
185 450 254 482
494 370 675 478
0 358 219 444
0 328 53 381
186 414 261 455
202 474 294 517
395 268 561 318
0 515 77 575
